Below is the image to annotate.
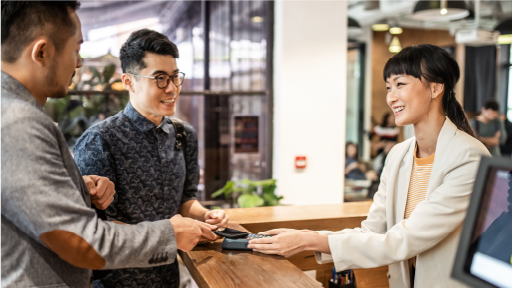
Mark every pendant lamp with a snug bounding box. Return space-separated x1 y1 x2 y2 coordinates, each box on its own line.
412 0 469 21
389 36 402 53
495 18 512 44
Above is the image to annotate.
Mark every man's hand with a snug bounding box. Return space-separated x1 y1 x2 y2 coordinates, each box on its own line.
82 175 115 210
170 214 217 252
204 210 229 227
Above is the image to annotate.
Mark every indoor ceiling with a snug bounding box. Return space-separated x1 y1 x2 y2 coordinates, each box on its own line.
77 1 167 40
348 0 512 33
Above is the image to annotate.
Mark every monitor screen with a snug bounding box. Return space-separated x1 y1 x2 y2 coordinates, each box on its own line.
452 157 512 288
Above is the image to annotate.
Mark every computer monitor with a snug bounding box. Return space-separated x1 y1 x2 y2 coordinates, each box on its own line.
452 156 512 288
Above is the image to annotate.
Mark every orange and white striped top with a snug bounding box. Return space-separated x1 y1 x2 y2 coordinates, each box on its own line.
405 147 435 266
405 149 435 219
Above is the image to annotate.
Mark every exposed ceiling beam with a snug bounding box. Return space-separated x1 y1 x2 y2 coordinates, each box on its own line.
80 0 126 9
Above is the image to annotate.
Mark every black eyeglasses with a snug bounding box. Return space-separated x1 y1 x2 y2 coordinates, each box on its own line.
127 72 186 89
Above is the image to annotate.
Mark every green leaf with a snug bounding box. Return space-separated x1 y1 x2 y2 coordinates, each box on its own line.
238 194 264 208
239 179 255 186
262 193 283 207
89 66 102 83
253 179 276 186
103 64 116 84
211 181 234 198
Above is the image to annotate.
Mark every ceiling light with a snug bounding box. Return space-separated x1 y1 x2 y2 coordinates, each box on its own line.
495 17 512 35
389 36 402 53
498 35 512 45
389 27 403 35
412 1 469 21
495 18 512 45
372 24 389 32
251 16 263 23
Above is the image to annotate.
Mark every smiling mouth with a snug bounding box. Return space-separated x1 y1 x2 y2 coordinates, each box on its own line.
161 99 175 104
394 106 404 113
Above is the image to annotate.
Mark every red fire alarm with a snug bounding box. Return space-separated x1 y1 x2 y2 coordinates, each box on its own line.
295 156 307 169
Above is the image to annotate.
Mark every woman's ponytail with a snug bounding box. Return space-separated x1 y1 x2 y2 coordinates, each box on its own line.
443 90 477 138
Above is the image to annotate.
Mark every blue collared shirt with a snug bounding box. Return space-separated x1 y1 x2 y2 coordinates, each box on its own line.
73 101 199 287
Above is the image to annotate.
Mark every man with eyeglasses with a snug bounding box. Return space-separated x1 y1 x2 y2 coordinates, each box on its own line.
73 29 229 288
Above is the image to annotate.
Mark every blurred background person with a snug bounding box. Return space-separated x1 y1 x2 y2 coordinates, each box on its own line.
371 113 399 157
471 100 507 157
345 142 377 181
499 113 512 158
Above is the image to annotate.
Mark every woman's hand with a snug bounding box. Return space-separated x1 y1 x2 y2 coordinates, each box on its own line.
259 228 301 236
247 230 329 257
345 161 360 174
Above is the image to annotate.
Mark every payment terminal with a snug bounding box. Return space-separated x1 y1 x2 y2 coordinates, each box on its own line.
214 228 271 251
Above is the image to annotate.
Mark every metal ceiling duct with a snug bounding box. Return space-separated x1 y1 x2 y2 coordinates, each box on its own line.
364 0 380 11
348 17 362 40
348 17 361 28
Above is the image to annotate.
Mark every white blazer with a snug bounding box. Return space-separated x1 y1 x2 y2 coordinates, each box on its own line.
315 118 490 288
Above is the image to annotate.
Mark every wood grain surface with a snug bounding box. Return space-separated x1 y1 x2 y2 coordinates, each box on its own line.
181 203 389 288
224 202 372 235
223 202 389 288
179 223 322 288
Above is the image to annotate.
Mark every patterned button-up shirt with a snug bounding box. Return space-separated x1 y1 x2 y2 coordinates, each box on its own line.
74 101 199 288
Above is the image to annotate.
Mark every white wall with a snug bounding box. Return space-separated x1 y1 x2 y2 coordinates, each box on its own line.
273 1 348 206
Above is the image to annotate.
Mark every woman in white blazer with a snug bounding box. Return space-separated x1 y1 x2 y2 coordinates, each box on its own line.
248 44 490 288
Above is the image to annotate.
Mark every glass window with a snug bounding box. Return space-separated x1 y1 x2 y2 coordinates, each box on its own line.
45 1 273 203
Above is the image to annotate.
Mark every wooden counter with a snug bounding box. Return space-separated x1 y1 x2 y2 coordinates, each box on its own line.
179 223 322 288
223 202 373 232
181 202 389 288
226 201 389 288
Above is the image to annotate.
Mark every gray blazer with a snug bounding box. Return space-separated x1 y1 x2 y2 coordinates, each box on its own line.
1 72 178 287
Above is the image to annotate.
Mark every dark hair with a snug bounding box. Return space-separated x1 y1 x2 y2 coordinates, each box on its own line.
120 29 179 74
483 99 500 111
1 1 81 63
345 142 358 158
381 113 392 128
383 44 476 138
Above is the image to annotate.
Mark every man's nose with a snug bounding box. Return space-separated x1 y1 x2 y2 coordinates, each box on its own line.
77 57 83 69
164 81 177 94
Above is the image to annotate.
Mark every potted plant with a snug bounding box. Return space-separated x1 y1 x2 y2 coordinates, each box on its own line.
211 179 282 208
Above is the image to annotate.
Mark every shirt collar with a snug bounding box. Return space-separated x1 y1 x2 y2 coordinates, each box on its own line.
1 72 43 111
124 101 172 134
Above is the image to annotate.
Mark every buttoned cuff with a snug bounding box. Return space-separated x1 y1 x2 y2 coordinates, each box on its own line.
149 219 178 266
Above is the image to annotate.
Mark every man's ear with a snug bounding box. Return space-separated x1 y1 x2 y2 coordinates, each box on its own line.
122 74 135 93
30 37 52 67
